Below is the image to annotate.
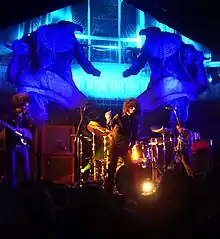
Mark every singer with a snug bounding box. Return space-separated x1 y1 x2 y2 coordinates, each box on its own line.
104 98 141 195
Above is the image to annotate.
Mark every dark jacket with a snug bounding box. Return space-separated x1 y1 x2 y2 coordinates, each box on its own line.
107 113 139 150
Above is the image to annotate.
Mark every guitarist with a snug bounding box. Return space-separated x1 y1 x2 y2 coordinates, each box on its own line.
104 98 141 195
175 124 194 177
1 96 33 188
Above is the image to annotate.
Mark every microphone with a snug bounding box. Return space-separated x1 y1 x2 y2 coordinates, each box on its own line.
165 105 177 110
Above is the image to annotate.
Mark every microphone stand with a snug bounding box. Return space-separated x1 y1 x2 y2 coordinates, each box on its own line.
172 108 183 166
173 108 181 127
73 107 84 185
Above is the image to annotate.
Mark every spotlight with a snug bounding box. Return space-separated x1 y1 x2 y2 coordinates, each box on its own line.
141 180 156 196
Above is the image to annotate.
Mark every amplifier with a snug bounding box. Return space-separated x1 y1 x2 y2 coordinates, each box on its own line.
41 125 75 155
192 140 213 175
192 140 212 153
41 155 75 184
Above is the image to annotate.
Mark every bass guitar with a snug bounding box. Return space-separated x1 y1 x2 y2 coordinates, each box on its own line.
0 119 32 146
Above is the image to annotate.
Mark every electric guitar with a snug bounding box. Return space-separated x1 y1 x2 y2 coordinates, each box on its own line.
0 119 33 146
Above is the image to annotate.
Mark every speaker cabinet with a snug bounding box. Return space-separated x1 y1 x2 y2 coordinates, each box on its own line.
192 140 213 175
41 125 75 155
41 155 75 184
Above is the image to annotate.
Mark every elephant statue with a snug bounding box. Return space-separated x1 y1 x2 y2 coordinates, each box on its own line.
4 21 101 126
123 27 208 127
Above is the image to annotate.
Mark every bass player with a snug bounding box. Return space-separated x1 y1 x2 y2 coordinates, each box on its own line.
0 94 33 188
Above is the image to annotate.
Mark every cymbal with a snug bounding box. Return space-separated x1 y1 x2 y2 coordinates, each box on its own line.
150 126 173 135
148 141 158 146
87 121 109 138
70 134 92 142
148 138 173 146
81 136 92 142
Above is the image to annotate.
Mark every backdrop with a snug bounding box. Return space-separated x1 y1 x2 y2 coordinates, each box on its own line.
0 0 214 110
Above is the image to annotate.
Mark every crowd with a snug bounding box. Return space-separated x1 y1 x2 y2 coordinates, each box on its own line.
0 165 220 238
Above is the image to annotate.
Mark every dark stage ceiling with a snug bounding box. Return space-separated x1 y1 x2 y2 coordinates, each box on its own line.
0 0 219 53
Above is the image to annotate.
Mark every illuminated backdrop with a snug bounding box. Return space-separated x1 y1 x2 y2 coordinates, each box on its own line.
0 0 215 106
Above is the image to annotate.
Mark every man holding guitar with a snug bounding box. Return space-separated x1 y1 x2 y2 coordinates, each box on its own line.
0 95 33 188
104 98 141 195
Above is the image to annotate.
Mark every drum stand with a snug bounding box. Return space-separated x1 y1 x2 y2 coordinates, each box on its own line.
161 133 167 172
88 134 109 183
72 134 85 188
77 135 84 181
89 132 97 181
102 135 109 180
148 143 163 182
172 107 182 166
73 132 99 188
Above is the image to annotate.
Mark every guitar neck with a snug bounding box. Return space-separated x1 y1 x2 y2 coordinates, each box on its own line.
0 120 17 133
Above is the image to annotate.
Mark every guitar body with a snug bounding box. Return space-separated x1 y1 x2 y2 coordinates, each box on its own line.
0 120 33 147
21 138 28 146
17 128 33 146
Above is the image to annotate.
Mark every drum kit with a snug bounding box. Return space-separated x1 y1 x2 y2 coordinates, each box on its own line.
81 121 111 182
116 126 178 192
74 120 202 194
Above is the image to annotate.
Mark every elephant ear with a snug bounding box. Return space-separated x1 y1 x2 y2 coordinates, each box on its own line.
139 27 161 36
140 27 182 59
36 21 83 53
57 21 83 32
160 32 182 58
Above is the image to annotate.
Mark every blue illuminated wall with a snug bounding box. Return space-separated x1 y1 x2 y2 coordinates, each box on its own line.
0 0 213 104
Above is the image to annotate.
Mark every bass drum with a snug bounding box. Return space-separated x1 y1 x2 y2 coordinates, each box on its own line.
115 164 151 196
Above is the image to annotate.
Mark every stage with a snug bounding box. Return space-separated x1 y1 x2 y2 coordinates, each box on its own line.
0 0 220 236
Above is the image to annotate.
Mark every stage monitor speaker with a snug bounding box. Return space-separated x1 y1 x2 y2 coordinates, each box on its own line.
41 125 75 155
41 155 75 184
